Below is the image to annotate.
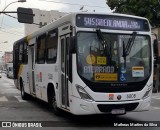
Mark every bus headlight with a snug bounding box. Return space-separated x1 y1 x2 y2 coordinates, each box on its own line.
142 89 152 99
76 85 94 102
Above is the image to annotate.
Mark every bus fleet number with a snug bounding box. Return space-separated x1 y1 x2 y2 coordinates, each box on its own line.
127 94 136 99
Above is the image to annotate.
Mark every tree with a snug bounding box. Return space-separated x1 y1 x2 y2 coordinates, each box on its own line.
106 0 160 27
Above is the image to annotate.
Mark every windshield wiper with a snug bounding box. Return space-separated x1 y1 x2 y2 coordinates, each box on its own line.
123 31 137 57
122 31 137 68
96 28 111 57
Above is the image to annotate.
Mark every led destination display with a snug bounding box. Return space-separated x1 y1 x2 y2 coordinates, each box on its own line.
76 14 149 31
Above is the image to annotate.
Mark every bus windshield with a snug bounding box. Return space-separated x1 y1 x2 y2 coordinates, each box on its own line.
77 32 151 83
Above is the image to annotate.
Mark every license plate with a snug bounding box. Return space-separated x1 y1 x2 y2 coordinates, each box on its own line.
111 109 125 114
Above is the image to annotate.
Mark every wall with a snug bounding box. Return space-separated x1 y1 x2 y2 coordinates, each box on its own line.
24 9 68 35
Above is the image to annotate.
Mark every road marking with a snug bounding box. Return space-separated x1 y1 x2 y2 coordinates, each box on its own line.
1 90 20 94
0 96 8 101
1 83 15 87
152 107 160 110
14 96 27 102
152 97 160 99
1 77 14 85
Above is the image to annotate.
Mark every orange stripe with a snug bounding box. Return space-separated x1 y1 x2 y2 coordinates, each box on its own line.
18 64 23 78
27 35 31 45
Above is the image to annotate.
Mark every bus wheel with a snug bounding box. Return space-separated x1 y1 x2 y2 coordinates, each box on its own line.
48 88 61 115
20 80 28 100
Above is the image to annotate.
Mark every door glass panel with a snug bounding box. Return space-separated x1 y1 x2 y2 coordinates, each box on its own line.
61 39 64 72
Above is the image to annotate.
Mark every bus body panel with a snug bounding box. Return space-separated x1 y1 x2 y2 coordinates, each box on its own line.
34 63 58 102
20 65 30 94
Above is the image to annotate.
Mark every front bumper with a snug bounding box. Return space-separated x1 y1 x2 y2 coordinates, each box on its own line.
70 96 151 115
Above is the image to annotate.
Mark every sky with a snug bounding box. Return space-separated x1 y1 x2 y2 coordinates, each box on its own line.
0 0 111 53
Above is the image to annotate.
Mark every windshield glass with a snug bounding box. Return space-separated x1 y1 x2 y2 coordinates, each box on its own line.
77 32 151 83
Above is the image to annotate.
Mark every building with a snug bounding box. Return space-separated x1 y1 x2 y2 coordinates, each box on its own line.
3 51 13 64
0 51 4 70
25 9 68 35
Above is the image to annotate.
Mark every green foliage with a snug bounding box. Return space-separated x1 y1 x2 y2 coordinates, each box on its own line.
106 0 160 27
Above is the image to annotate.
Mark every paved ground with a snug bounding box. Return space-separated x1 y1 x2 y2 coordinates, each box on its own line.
0 73 160 129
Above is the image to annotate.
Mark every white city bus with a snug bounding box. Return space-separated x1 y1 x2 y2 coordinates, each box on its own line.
13 12 153 115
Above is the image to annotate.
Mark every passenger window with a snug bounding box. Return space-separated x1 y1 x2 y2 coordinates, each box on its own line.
37 35 46 64
19 44 23 63
23 42 28 64
46 29 58 63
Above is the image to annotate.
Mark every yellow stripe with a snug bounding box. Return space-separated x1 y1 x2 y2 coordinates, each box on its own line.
27 35 31 45
18 64 24 79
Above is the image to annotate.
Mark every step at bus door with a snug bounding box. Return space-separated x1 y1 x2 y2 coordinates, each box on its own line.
60 35 70 109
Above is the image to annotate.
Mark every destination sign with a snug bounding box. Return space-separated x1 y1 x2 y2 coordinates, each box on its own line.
76 14 149 31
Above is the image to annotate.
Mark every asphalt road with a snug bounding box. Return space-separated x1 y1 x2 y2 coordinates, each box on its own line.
0 73 160 130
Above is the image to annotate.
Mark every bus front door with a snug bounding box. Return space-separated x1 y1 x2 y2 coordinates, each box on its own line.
28 45 36 95
60 35 70 109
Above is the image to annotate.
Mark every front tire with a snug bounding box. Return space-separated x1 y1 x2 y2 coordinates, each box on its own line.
20 79 29 100
48 88 61 115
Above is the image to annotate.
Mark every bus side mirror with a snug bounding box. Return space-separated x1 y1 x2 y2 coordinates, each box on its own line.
69 36 76 53
153 39 159 64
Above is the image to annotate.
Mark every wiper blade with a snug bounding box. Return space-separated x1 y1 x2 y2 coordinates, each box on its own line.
125 31 137 56
122 31 137 68
122 41 127 68
96 28 111 56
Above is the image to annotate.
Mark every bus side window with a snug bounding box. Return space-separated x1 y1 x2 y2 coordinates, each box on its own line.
37 35 46 64
23 42 28 64
13 44 19 79
46 29 58 64
19 43 23 63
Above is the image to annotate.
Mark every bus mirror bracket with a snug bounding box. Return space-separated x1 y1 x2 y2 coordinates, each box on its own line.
69 36 76 53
